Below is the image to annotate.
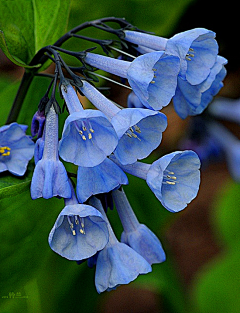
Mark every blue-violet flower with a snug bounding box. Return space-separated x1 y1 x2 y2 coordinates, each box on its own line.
76 157 128 203
59 83 118 167
89 197 152 293
80 80 167 165
0 122 34 176
31 105 71 199
48 185 109 260
112 188 166 265
110 150 201 212
84 51 180 110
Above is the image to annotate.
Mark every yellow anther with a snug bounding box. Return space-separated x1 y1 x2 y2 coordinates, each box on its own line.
134 125 141 133
150 80 155 84
72 230 76 236
2 152 10 156
152 68 157 71
88 133 92 140
166 181 176 185
0 146 11 156
80 229 85 234
126 133 132 138
90 128 94 133
189 48 194 51
167 175 177 180
79 130 83 135
82 135 87 140
131 133 138 139
82 126 87 131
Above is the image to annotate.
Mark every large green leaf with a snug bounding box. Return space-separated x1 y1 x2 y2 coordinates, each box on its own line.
0 0 71 67
192 242 240 313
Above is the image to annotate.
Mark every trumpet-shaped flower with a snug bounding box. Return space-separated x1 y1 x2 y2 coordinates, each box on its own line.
89 197 152 293
123 28 219 85
110 150 201 212
31 105 71 199
0 122 34 176
112 189 166 265
76 158 128 203
59 83 118 167
84 51 180 110
48 188 109 260
173 56 227 119
80 80 167 165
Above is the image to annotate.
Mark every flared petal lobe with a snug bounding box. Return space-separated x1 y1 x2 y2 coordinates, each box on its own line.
59 110 118 167
30 159 71 199
127 51 180 110
48 204 109 260
111 108 167 165
0 122 34 176
147 151 201 212
76 158 128 203
95 241 152 293
121 224 166 265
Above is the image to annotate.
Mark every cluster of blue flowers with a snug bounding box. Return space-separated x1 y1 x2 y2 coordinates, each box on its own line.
0 19 227 292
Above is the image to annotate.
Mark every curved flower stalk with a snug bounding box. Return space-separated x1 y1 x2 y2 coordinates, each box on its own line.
31 105 71 199
110 150 201 212
84 51 180 110
80 80 167 164
123 29 227 119
48 185 109 261
59 83 118 167
207 121 240 181
76 158 128 203
0 122 34 176
89 197 152 293
112 188 166 265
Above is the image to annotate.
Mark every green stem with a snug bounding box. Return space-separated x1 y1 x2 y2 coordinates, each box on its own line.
5 17 131 124
6 71 34 124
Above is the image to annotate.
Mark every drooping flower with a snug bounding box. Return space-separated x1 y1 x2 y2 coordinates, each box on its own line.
112 188 166 265
110 150 201 212
80 80 167 165
84 51 180 110
173 56 227 119
76 157 128 203
48 186 109 261
30 105 71 199
59 83 118 167
122 28 227 119
0 122 34 176
89 197 152 293
123 28 219 85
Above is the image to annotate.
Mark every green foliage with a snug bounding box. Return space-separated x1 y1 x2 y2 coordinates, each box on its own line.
191 182 240 313
0 0 71 67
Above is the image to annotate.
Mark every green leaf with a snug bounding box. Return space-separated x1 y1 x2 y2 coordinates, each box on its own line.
192 242 240 313
0 0 71 67
211 181 240 248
